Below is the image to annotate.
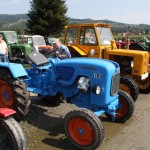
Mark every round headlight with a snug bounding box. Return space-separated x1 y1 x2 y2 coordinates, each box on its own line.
90 49 95 56
93 86 101 95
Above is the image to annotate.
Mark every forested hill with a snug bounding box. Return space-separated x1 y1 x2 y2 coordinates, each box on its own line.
0 14 27 26
0 14 150 34
69 18 150 34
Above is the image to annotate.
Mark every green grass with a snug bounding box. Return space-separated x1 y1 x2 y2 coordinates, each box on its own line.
114 34 150 41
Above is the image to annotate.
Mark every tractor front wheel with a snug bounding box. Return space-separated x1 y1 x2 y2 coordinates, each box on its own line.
0 69 31 120
0 117 27 150
64 108 104 150
120 76 139 102
136 75 150 94
115 90 134 122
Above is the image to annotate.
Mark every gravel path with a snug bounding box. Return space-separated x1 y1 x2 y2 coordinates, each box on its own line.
20 93 150 150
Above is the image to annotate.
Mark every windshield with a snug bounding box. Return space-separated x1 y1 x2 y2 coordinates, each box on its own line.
6 33 18 44
33 37 46 46
96 27 113 45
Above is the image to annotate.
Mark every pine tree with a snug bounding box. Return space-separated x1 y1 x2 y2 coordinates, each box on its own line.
26 0 68 37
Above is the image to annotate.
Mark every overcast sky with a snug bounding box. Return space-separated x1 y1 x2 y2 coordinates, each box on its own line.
0 0 150 25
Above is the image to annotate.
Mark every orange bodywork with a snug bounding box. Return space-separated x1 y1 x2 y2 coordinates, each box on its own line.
64 23 149 78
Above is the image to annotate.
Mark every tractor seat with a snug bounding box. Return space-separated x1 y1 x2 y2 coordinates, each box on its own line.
26 52 49 66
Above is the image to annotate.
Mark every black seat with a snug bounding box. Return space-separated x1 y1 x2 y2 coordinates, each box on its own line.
26 52 49 66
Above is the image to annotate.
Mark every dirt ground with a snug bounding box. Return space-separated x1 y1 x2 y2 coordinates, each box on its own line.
20 92 150 150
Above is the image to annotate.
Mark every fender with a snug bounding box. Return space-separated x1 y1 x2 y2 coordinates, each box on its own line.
0 108 16 117
67 45 87 56
0 63 28 78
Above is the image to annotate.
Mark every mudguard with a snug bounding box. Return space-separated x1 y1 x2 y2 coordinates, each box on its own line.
0 62 28 78
0 108 16 117
67 45 87 56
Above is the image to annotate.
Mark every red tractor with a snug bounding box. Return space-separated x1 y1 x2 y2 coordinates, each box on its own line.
0 108 27 149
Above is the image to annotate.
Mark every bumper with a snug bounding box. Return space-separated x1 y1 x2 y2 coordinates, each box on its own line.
141 72 149 80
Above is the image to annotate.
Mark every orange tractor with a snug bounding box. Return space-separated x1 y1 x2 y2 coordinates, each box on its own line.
63 23 150 101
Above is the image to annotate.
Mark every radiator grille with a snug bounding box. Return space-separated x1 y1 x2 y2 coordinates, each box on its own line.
111 73 120 96
55 66 75 81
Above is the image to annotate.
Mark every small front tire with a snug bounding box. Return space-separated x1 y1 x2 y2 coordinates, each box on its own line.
115 90 134 122
64 108 104 150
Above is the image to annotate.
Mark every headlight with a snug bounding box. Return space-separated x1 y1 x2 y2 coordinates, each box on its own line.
92 86 101 94
131 61 134 67
90 49 95 56
77 77 90 92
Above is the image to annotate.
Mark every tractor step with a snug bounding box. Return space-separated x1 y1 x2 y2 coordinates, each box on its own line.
27 87 49 95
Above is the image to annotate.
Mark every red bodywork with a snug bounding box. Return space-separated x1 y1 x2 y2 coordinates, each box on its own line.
38 45 54 55
0 108 16 117
116 40 135 49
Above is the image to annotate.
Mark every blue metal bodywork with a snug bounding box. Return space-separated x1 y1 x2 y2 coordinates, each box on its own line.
0 54 28 78
24 54 120 118
0 52 121 118
0 62 28 78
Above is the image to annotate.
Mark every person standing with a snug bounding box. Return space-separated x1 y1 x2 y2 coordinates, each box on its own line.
53 39 71 59
0 34 8 55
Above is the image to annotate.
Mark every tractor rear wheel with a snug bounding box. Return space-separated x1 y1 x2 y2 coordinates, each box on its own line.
64 108 104 150
0 117 27 150
120 76 139 102
0 69 31 120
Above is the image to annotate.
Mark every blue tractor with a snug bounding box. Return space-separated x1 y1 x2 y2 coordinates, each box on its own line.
23 52 134 150
0 52 134 149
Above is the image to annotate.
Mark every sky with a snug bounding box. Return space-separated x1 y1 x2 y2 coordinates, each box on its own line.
0 0 150 25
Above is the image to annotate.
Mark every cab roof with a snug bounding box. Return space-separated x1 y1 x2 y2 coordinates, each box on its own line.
65 23 110 28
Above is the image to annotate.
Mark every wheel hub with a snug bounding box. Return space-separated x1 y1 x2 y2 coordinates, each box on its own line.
0 80 14 108
78 128 85 135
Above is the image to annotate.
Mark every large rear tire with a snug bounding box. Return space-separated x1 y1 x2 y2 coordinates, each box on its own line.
64 108 104 150
0 117 27 150
0 69 31 120
120 76 139 102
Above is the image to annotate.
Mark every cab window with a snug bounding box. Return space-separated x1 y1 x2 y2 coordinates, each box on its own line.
65 28 78 44
80 27 97 45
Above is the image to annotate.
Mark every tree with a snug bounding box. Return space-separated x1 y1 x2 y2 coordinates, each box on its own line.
145 29 149 35
26 0 68 37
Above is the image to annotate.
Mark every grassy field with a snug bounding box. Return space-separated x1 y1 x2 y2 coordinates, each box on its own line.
114 34 150 41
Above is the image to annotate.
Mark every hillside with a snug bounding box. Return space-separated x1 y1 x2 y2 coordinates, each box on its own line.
0 14 150 34
69 18 150 35
0 14 28 33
